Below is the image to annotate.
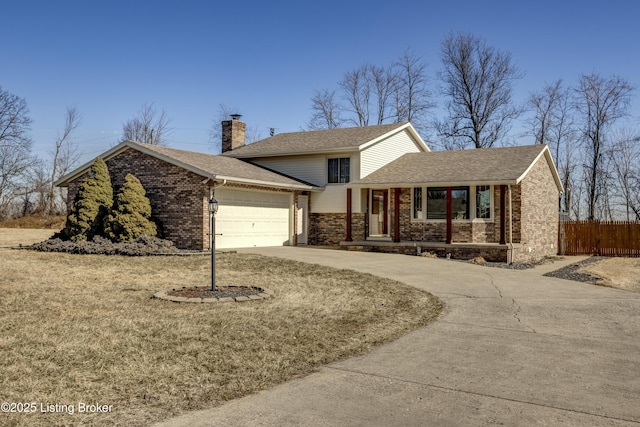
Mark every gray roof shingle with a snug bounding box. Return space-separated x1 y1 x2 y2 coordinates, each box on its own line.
56 141 315 190
222 123 409 158
349 144 561 189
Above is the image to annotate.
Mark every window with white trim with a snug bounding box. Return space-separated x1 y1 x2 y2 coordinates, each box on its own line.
411 185 492 221
475 185 492 219
413 187 423 219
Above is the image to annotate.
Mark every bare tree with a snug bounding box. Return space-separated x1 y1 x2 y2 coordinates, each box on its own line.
340 65 372 126
26 158 50 214
437 33 523 149
47 107 81 215
392 50 434 133
0 87 33 219
574 73 634 220
307 89 344 129
528 80 578 215
308 51 433 131
529 80 565 146
369 64 396 125
121 103 172 146
609 128 640 220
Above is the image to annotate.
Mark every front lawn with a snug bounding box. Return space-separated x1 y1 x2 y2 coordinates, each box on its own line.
0 229 441 426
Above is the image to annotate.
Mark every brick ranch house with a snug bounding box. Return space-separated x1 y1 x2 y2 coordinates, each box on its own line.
57 117 563 262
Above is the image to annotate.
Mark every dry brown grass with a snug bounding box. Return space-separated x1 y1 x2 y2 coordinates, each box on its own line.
0 228 57 248
0 215 66 229
0 229 442 426
579 257 640 293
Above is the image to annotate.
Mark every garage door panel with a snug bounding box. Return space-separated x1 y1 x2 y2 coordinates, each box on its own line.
215 189 291 249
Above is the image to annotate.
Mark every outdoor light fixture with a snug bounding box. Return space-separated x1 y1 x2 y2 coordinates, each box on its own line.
208 197 219 215
209 196 218 291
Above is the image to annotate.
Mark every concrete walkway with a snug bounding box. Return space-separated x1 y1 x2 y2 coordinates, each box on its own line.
155 248 640 426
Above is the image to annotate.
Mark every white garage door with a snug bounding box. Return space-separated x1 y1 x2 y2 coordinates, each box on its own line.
214 188 291 249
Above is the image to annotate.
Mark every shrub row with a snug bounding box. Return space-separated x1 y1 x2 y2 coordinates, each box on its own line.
29 235 183 256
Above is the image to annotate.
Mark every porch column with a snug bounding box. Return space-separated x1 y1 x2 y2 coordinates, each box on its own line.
346 188 352 242
500 185 506 244
446 186 452 244
364 188 369 240
393 188 400 243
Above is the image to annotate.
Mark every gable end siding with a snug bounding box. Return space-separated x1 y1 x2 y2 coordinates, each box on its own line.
360 131 422 178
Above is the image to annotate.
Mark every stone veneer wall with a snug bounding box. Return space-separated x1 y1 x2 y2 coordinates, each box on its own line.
309 213 345 245
516 155 559 261
308 212 365 245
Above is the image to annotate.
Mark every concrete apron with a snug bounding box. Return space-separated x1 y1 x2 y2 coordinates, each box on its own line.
155 248 640 427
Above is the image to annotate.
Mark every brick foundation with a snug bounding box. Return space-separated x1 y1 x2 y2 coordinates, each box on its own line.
341 242 511 262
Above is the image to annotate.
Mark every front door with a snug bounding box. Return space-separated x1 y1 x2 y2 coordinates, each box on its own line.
369 189 388 236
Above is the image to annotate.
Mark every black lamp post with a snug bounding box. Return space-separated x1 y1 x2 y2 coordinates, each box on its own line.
208 197 219 291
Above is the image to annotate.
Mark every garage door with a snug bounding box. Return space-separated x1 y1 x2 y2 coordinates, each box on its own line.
214 188 291 249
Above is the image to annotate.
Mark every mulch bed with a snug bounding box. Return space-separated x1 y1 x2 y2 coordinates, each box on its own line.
459 255 607 284
542 256 605 283
167 286 263 299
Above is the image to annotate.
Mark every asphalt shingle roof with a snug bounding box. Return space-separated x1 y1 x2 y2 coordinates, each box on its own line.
350 145 555 187
222 123 409 158
130 142 314 188
56 141 315 190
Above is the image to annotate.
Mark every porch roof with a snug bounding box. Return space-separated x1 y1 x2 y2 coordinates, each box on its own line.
348 144 563 191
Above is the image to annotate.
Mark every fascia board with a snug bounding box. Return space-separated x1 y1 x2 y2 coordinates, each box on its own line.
357 123 430 152
515 145 564 192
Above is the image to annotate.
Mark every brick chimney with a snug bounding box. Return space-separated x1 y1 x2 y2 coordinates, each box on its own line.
221 114 246 153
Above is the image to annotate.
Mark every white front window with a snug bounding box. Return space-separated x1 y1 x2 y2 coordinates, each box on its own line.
411 185 493 221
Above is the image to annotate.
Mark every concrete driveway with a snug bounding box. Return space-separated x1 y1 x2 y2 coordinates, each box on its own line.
155 248 640 426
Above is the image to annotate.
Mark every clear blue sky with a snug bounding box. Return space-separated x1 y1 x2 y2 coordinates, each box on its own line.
2 0 639 162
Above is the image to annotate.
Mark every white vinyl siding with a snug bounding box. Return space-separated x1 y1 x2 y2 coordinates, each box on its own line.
310 185 346 213
360 131 423 178
252 155 326 186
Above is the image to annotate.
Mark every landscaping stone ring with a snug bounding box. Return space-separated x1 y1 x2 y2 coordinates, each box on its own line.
153 286 273 303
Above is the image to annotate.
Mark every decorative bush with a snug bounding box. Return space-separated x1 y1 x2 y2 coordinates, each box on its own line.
29 235 180 256
60 157 113 241
103 173 157 242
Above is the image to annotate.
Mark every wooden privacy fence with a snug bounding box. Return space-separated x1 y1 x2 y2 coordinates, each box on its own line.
559 220 640 257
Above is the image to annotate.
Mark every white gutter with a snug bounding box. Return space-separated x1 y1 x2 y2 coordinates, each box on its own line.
214 174 315 191
347 180 519 189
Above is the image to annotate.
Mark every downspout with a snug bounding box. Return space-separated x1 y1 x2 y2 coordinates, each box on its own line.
508 184 514 264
